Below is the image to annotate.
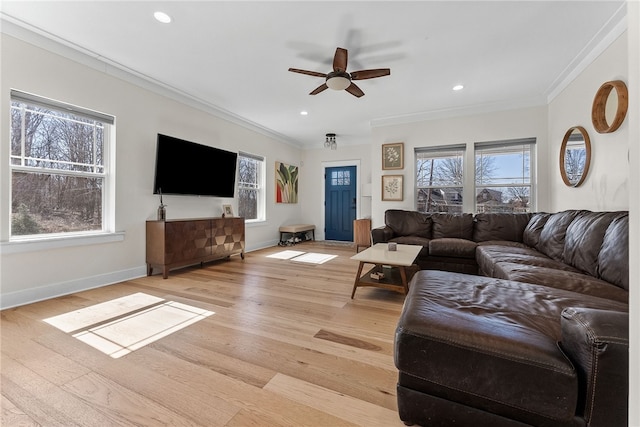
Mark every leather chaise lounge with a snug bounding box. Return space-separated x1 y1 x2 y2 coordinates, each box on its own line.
373 209 629 426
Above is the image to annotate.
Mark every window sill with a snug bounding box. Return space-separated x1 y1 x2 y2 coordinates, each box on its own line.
1 231 125 255
245 219 266 227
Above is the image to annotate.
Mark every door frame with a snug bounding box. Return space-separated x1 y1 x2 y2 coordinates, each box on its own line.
321 160 361 241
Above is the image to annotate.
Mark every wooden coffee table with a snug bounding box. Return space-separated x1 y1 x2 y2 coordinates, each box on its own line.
350 243 422 298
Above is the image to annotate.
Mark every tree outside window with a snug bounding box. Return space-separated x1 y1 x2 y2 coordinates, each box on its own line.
237 153 265 221
9 91 113 237
415 139 535 214
475 141 534 213
416 147 465 213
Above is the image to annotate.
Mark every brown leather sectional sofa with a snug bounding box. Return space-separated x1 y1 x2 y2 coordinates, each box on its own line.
373 209 629 426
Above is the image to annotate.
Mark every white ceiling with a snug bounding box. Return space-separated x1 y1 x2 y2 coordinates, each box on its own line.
0 1 626 149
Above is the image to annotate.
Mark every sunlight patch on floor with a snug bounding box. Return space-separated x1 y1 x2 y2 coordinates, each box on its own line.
290 252 337 264
266 250 338 264
266 250 306 259
44 293 214 358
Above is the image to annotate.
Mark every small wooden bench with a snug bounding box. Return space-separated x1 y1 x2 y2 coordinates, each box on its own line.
279 224 315 243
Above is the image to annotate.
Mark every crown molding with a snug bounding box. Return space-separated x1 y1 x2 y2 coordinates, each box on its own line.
371 2 628 128
0 14 303 149
545 2 627 103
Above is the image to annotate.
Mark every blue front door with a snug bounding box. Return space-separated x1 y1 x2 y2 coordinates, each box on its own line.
325 166 357 241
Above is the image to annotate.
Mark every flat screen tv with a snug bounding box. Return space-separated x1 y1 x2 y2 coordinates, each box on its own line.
153 133 238 197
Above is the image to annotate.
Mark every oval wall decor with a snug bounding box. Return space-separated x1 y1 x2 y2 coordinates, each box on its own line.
591 80 628 133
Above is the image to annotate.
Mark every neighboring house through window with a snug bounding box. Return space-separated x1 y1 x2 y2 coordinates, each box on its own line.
415 138 536 214
475 138 535 213
415 145 465 213
237 152 265 221
9 90 115 238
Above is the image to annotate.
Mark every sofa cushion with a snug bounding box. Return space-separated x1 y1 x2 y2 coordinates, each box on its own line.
598 214 629 290
492 262 628 304
523 212 550 248
429 238 476 259
563 211 622 277
476 244 578 277
385 209 432 239
473 213 532 243
537 210 584 261
395 271 628 424
431 213 474 240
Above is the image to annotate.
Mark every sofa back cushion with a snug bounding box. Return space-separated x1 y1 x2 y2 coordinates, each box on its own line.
473 213 532 242
431 213 474 240
536 210 584 261
385 209 432 238
523 213 551 248
563 211 622 278
598 214 629 290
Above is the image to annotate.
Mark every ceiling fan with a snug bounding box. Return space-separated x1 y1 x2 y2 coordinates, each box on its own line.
288 47 390 98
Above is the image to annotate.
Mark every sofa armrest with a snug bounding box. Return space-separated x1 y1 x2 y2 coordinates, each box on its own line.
560 307 628 427
371 226 394 244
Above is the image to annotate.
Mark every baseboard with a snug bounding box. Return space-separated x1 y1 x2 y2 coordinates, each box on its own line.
1 242 282 309
0 265 147 310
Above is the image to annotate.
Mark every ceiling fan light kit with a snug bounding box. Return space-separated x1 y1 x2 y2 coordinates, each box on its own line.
326 72 351 91
289 47 390 98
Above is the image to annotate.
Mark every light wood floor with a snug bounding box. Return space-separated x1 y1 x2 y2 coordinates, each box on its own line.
1 242 408 426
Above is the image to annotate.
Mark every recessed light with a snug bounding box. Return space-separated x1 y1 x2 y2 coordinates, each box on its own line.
300 111 308 116
154 11 172 24
453 85 464 91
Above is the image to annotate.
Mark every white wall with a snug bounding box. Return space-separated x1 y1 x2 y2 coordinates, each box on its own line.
370 106 548 227
0 34 303 308
548 32 629 211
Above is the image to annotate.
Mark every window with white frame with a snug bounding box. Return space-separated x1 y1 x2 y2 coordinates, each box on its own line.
475 139 535 213
415 145 465 213
9 90 114 238
237 152 265 221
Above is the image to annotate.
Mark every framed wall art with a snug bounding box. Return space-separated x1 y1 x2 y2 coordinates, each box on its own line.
382 142 404 170
382 175 403 201
275 161 299 203
222 204 234 217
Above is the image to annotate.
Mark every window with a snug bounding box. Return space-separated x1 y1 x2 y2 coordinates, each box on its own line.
330 169 351 186
415 139 536 214
237 152 265 221
475 139 535 213
9 90 114 238
415 146 465 213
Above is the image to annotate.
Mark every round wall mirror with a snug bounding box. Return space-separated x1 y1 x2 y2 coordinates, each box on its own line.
592 80 628 133
560 126 591 187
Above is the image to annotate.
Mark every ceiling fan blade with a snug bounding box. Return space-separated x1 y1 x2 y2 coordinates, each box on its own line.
288 68 327 78
345 82 364 98
333 47 348 73
310 83 328 95
350 68 391 80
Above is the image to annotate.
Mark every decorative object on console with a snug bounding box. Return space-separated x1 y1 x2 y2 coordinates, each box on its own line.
382 175 403 201
222 204 233 217
157 188 166 220
382 142 404 170
560 126 591 187
592 80 628 133
275 161 299 203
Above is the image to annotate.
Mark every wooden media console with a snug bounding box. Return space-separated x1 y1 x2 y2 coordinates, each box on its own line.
146 217 245 279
